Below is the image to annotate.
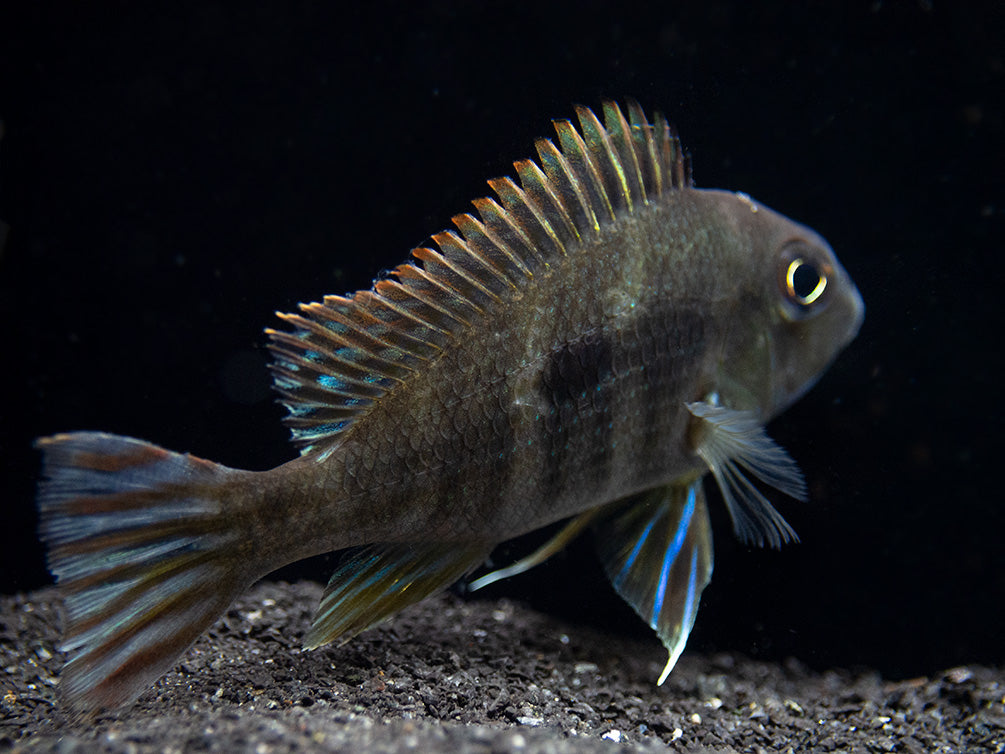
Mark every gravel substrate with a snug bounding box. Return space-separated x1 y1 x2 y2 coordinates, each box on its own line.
2 581 1002 752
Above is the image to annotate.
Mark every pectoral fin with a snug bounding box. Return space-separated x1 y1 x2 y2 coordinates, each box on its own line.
305 542 491 649
594 481 713 684
686 401 806 548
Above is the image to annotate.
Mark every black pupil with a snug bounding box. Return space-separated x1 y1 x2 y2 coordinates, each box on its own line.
791 262 821 301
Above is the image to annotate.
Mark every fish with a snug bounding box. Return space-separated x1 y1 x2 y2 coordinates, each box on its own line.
35 101 864 715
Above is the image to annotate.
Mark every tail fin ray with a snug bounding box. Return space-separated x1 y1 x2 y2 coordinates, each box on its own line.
36 432 247 714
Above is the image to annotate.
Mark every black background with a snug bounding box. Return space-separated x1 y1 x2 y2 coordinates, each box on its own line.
1 2 1001 680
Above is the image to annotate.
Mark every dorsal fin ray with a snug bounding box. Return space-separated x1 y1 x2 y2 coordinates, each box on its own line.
513 159 581 248
627 100 662 198
534 137 597 238
451 212 535 283
268 102 692 456
576 104 634 215
554 117 615 227
487 176 567 262
603 101 647 207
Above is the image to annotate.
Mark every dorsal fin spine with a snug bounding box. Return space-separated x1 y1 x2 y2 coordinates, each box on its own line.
576 105 633 215
369 283 451 345
276 310 387 364
510 170 573 255
381 267 473 330
627 101 662 198
653 113 687 190
351 290 448 355
656 113 674 184
534 137 599 238
267 346 390 400
274 389 368 424
431 230 516 296
603 101 647 207
394 264 479 325
268 336 396 393
292 305 417 374
411 247 498 312
268 102 692 454
431 231 493 282
487 177 566 262
274 331 411 389
513 159 582 248
471 197 545 273
370 278 456 340
554 119 615 226
451 213 534 283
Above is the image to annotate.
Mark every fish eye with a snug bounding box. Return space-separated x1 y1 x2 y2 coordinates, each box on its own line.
787 258 826 304
777 242 833 319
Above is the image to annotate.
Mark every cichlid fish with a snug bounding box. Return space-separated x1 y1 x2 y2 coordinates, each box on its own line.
36 101 863 714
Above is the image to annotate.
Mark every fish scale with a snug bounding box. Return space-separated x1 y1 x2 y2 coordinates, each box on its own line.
35 101 863 714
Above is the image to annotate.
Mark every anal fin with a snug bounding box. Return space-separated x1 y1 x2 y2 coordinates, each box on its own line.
594 481 713 684
305 542 492 649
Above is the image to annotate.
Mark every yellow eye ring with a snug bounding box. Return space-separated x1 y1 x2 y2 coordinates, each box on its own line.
785 257 828 306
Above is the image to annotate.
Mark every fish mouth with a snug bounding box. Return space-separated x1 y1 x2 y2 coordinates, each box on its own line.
843 283 866 347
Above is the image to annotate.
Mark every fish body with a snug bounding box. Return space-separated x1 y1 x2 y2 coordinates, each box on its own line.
36 102 863 714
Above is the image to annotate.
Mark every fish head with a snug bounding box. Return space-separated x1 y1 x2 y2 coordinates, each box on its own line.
704 190 865 420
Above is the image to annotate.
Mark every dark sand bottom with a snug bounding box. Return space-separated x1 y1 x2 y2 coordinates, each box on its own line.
2 581 1002 752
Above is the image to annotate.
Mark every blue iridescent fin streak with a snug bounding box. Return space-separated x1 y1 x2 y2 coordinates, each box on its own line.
35 432 247 715
266 102 692 459
686 401 806 548
304 541 492 650
593 482 713 685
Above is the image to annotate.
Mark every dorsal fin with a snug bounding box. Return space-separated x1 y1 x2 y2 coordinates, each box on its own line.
267 101 692 457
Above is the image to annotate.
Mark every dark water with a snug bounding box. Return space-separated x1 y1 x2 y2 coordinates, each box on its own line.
1 1 1001 679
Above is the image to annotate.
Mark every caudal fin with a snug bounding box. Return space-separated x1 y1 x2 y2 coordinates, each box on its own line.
36 432 248 714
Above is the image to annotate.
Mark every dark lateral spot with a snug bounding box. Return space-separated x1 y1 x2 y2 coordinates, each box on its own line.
542 332 614 407
540 332 616 493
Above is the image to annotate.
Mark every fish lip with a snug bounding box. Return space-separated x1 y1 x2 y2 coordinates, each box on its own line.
831 253 865 347
844 283 866 346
